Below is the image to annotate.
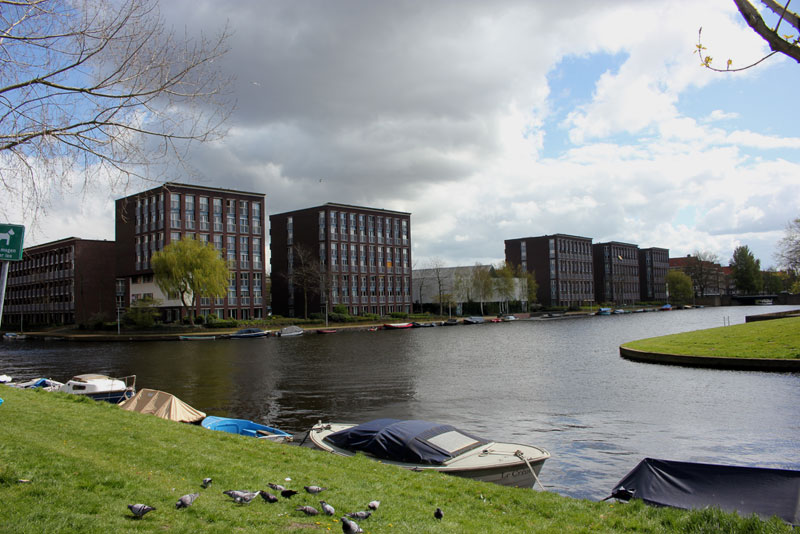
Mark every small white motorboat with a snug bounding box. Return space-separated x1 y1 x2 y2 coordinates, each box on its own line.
277 325 304 337
308 419 549 489
58 374 136 404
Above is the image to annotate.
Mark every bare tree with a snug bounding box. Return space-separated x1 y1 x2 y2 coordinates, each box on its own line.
695 1 800 71
776 217 800 275
428 257 448 316
1 0 232 221
471 263 493 316
287 243 322 319
682 251 721 298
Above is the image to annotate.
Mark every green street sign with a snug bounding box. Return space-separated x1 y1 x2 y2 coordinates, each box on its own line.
0 224 25 261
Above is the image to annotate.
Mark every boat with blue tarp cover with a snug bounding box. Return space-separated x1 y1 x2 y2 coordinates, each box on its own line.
308 418 549 488
201 415 293 442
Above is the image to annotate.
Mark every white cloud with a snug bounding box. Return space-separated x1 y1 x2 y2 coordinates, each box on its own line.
11 0 800 271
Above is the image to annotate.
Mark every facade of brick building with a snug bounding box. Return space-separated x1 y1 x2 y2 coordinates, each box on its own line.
2 237 116 328
115 183 267 321
505 234 594 307
638 247 669 301
270 204 412 317
592 241 640 305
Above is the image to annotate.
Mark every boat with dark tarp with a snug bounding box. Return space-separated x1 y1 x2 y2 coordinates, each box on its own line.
607 458 800 526
308 418 549 488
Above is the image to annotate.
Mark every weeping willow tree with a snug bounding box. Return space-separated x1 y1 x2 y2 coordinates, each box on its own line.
151 238 229 324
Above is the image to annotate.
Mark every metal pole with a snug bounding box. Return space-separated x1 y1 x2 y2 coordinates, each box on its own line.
0 261 8 330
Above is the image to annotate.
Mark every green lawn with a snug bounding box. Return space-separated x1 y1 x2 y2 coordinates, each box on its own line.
0 387 793 533
622 317 800 359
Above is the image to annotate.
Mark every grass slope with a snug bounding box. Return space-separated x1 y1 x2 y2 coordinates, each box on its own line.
0 387 793 533
622 317 800 359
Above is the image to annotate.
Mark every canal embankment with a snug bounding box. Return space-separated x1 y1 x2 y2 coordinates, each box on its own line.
0 385 792 533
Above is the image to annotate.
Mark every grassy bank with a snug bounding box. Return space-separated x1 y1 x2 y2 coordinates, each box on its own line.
622 316 800 359
0 387 792 533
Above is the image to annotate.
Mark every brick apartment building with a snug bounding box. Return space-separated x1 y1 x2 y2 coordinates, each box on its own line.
669 254 728 297
1 237 116 328
638 247 669 301
593 241 640 305
115 183 267 321
270 204 412 317
505 234 594 308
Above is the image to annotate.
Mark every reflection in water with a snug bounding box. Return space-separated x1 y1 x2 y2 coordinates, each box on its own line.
1 306 798 500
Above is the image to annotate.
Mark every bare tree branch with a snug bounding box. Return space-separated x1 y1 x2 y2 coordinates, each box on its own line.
0 0 233 224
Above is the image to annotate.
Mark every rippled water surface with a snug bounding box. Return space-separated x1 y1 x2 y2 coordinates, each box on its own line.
2 305 798 499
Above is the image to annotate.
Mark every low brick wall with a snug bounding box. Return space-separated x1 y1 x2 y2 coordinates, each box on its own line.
619 346 800 373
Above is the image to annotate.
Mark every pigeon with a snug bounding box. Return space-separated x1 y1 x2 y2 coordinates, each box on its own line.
304 485 327 494
175 492 199 509
367 500 380 510
434 507 444 520
320 500 335 516
268 483 286 492
281 489 298 499
346 510 372 520
260 491 279 503
128 503 155 518
341 516 364 534
201 478 213 489
223 490 260 504
296 505 319 516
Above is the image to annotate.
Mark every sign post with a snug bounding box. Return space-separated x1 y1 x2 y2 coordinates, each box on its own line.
0 224 26 330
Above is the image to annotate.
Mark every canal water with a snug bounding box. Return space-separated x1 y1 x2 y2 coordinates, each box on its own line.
1 305 798 500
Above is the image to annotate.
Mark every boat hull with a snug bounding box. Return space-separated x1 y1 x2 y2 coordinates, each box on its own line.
201 416 292 442
308 422 548 488
58 374 135 404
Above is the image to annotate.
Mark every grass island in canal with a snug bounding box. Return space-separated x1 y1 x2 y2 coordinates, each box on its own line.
0 386 795 533
620 316 800 371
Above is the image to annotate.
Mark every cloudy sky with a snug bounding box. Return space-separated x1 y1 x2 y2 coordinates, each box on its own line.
23 0 800 269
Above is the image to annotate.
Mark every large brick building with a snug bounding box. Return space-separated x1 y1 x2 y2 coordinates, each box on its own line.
638 247 669 302
592 241 640 305
115 183 267 321
2 237 116 328
505 234 594 308
270 203 412 317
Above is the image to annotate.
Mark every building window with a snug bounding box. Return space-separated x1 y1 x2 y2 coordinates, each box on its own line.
226 199 236 232
239 200 249 233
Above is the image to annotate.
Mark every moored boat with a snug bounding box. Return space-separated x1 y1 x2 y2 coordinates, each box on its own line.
179 334 216 341
607 458 800 526
120 388 206 423
317 328 338 334
308 418 549 488
58 374 136 404
230 328 269 338
441 318 460 326
597 308 612 315
201 415 293 442
411 322 436 328
278 325 304 337
383 322 413 329
463 316 485 324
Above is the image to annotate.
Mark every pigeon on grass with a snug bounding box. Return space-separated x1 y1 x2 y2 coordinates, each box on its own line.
176 492 199 509
341 516 363 534
128 504 155 518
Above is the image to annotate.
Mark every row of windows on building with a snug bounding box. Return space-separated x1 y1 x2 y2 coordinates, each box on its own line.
305 211 409 244
135 194 262 235
134 232 264 271
314 243 410 272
